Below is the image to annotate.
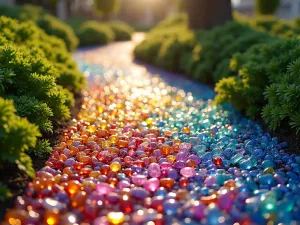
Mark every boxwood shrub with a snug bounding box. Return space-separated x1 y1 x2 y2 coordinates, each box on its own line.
134 14 195 72
182 22 276 84
134 16 276 82
0 17 85 196
215 39 300 133
77 21 115 46
0 97 40 178
0 4 79 51
109 21 134 41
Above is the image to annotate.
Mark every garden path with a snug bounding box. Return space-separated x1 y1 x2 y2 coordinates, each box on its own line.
3 33 300 225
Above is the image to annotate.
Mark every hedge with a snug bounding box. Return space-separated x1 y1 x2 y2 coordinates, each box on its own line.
72 20 134 46
0 97 40 178
0 16 85 198
109 21 134 41
0 4 79 51
134 15 276 83
215 39 300 133
77 21 115 46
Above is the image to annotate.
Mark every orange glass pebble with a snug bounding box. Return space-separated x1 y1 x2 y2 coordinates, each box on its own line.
200 194 218 205
71 191 87 208
69 146 79 156
117 140 128 148
44 209 60 225
63 167 73 176
160 178 175 189
224 179 237 188
5 209 27 225
176 189 189 201
89 171 101 178
161 145 171 156
79 167 93 176
166 155 176 163
96 129 108 138
182 127 190 133
66 180 81 196
186 159 197 168
108 147 120 155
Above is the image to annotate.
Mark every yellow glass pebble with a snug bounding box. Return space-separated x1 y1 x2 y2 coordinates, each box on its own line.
109 135 118 144
110 161 121 172
107 212 125 225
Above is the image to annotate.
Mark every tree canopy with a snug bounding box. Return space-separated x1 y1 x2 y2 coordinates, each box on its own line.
94 0 120 20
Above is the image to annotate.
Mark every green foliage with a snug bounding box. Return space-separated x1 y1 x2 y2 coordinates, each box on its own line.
36 14 79 51
55 63 86 93
255 0 280 15
0 4 79 51
183 21 276 83
0 16 85 93
0 183 12 201
134 14 194 72
94 0 120 19
244 16 300 38
177 0 186 12
9 95 53 133
135 17 275 82
109 21 133 41
77 21 115 46
215 39 300 133
27 139 52 158
66 17 88 31
0 98 39 178
0 17 85 182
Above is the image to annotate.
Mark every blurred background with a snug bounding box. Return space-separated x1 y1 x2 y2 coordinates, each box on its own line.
0 0 299 29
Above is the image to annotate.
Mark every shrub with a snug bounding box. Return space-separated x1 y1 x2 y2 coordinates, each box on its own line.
0 4 79 51
77 21 115 46
215 39 300 132
182 22 276 84
0 16 85 160
0 98 40 178
0 183 12 201
9 95 53 133
109 21 133 41
0 16 85 93
246 16 300 38
135 18 275 83
134 14 195 72
255 0 280 15
37 14 79 51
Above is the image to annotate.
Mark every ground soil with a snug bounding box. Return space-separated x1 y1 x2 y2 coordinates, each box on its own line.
0 93 83 221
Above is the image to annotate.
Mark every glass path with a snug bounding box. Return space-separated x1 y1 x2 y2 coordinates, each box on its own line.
2 34 300 225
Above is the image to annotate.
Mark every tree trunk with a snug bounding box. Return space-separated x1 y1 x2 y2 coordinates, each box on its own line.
186 0 232 30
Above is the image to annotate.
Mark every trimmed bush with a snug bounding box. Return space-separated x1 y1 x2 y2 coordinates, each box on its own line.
246 16 300 38
0 97 40 178
135 17 275 82
77 21 115 46
215 39 300 132
37 14 79 51
182 22 276 84
0 183 12 201
0 4 79 51
255 0 280 15
134 14 194 72
109 21 133 41
0 16 85 93
0 16 84 164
